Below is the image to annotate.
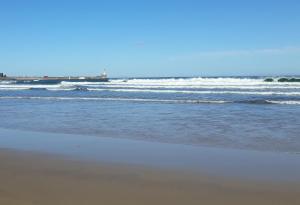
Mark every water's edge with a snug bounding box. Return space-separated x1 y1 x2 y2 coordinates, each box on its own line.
0 128 299 183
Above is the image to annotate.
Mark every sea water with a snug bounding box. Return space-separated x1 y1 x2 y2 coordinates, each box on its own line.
0 77 300 153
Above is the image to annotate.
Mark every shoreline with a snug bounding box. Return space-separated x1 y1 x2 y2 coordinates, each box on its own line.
1 148 299 205
0 128 300 183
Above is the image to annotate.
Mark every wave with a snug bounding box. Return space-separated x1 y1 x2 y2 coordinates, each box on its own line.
2 85 300 91
0 84 77 91
1 77 300 91
87 88 300 96
1 85 300 96
0 96 229 104
96 84 300 89
235 100 300 105
266 100 300 105
108 77 300 86
1 77 300 98
0 80 16 84
3 77 300 87
0 96 299 105
60 77 300 87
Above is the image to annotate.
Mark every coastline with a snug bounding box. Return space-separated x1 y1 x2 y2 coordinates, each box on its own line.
0 128 300 182
1 148 299 205
0 128 299 204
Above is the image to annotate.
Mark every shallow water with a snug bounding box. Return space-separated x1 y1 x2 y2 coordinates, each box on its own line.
0 77 300 152
1 128 300 182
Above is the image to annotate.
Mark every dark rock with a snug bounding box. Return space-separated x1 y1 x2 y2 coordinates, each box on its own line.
278 78 289 82
74 87 88 91
264 78 274 82
278 78 300 82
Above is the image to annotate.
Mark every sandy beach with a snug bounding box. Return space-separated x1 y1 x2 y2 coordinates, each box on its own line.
0 148 299 205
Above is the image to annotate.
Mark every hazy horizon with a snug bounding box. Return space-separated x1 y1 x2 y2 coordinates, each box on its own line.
2 72 300 79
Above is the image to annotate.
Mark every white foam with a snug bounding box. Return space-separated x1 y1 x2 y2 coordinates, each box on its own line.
0 84 62 90
87 88 300 96
0 81 16 84
266 100 300 105
1 77 300 93
0 83 79 91
0 96 229 104
60 81 107 86
91 77 300 91
56 77 300 87
109 77 300 86
98 84 300 90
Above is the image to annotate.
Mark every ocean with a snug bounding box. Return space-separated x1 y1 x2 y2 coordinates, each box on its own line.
0 76 300 153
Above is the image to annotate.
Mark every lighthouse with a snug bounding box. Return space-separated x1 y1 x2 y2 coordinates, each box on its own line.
101 69 107 79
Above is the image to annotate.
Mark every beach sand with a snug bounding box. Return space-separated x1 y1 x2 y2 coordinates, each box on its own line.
0 148 299 205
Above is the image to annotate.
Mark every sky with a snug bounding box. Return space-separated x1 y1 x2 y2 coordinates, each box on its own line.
0 0 300 77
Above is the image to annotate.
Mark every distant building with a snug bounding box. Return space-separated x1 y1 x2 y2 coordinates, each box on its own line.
0 73 4 78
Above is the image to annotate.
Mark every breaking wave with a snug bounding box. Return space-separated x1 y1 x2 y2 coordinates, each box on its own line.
1 77 300 106
86 88 300 96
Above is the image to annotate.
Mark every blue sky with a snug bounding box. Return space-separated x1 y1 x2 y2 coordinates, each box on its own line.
0 0 300 77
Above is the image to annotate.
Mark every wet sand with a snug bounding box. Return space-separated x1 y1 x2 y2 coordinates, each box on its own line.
0 148 299 205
